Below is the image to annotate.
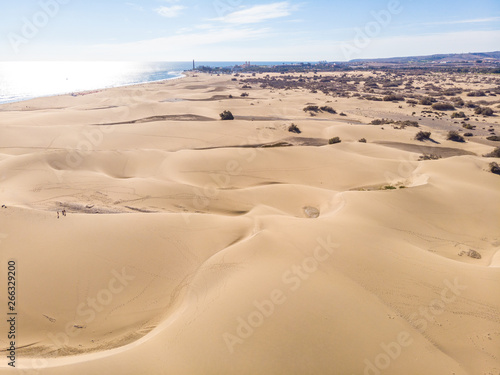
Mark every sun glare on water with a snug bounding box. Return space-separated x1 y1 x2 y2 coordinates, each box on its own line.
0 61 156 103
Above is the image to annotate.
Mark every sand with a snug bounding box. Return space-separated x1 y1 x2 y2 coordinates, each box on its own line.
0 71 499 375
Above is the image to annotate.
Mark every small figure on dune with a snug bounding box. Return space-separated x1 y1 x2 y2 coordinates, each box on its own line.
57 211 60 219
62 209 66 217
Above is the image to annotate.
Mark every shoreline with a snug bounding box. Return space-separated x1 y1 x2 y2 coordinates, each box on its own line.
0 71 189 106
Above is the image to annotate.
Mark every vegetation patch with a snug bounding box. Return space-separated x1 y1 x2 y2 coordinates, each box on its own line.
447 131 465 142
432 102 455 111
451 112 467 119
220 110 234 120
484 147 500 158
304 105 337 114
475 106 494 116
328 137 341 144
415 131 432 141
371 118 419 127
419 154 441 161
288 123 301 134
489 162 500 175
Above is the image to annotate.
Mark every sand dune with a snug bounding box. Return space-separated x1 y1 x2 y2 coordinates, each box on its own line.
0 72 499 374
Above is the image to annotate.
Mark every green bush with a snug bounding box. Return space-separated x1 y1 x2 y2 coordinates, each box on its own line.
328 137 341 144
220 110 234 120
419 154 441 160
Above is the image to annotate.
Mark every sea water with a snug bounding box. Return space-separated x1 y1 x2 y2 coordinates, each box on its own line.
0 61 295 104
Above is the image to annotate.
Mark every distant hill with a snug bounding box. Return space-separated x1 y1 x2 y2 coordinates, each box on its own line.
350 51 500 64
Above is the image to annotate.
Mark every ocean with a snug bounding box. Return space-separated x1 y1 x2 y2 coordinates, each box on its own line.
0 61 296 104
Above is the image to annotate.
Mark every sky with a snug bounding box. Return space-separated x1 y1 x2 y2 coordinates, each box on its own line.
0 0 499 61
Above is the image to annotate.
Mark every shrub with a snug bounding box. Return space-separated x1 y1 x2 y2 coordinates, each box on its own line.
466 249 482 259
328 137 341 144
464 133 474 137
490 162 500 175
406 99 418 105
451 97 465 106
486 136 500 141
451 112 466 119
447 131 465 142
371 118 418 128
484 147 500 158
358 138 367 143
241 92 249 97
220 110 234 120
400 120 419 127
432 102 455 111
419 154 441 160
288 124 301 134
340 112 347 116
419 97 434 105
475 107 494 116
320 106 337 114
364 95 383 101
383 94 404 101
466 90 486 97
303 105 320 112
415 131 432 141
462 123 475 130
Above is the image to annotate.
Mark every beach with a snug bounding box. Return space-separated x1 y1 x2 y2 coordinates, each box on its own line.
0 71 499 375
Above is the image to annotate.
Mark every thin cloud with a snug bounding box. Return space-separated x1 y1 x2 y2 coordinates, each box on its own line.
85 26 271 60
155 5 185 18
213 2 295 24
423 16 500 26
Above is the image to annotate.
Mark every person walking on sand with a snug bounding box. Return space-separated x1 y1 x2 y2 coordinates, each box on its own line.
57 211 60 219
62 209 66 217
